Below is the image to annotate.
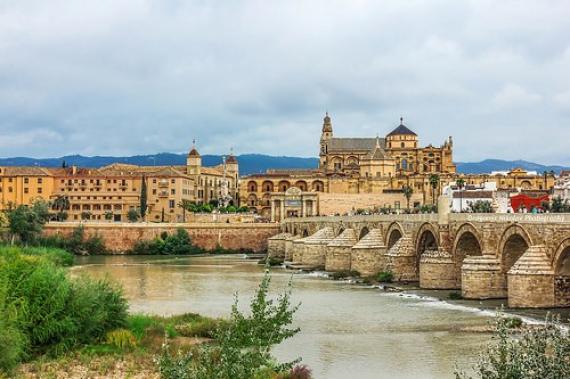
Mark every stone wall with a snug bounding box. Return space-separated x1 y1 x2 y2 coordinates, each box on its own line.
317 192 423 216
44 222 279 253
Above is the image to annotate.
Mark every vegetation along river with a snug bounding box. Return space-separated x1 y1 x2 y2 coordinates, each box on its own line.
73 255 502 379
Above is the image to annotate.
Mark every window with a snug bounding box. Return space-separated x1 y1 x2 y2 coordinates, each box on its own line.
334 162 341 171
152 179 157 184
169 200 175 208
171 179 175 184
401 142 405 148
38 178 43 184
24 188 29 194
152 189 157 195
38 188 42 194
171 189 175 195
24 177 29 184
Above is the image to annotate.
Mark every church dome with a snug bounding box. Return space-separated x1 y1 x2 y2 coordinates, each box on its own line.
387 117 417 137
188 147 200 157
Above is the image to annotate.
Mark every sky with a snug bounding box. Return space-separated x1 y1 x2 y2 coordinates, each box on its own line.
0 0 569 164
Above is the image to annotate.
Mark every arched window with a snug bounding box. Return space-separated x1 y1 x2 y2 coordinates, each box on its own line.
401 142 405 148
401 159 408 170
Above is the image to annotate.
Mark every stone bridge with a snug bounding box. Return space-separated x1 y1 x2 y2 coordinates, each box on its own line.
268 212 570 308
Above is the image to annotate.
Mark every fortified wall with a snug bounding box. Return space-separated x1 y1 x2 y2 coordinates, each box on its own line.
269 210 570 308
44 222 280 253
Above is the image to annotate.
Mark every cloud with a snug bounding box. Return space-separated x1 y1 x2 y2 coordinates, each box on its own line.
0 0 569 165
493 84 542 109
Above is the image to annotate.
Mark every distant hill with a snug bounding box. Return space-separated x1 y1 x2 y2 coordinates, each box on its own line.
0 153 319 176
455 159 570 175
0 154 567 175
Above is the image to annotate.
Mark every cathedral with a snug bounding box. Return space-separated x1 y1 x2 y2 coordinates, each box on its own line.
240 113 554 221
318 113 456 177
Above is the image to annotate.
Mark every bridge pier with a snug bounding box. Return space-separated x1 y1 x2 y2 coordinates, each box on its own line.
325 229 357 272
508 246 556 308
291 237 306 263
268 233 292 259
351 229 386 276
461 255 506 299
419 248 457 289
283 235 299 262
302 227 335 268
385 237 417 281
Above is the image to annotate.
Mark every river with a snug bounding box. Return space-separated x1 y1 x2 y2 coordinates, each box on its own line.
73 255 495 379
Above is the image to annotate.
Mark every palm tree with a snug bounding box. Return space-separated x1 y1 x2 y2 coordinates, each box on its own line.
402 185 413 210
456 178 466 212
52 195 70 221
429 174 440 206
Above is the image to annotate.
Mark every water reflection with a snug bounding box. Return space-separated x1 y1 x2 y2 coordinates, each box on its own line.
73 255 492 379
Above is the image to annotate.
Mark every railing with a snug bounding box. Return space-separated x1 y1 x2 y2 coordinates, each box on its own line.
284 213 439 223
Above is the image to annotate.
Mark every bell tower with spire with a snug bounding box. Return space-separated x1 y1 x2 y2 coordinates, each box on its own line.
186 139 202 176
319 112 333 168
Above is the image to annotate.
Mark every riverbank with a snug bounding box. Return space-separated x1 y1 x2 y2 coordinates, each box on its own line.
13 313 220 379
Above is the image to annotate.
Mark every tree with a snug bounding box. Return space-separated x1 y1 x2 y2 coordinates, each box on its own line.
551 196 570 213
429 174 440 205
468 200 493 213
6 200 50 245
456 178 466 212
140 175 148 221
127 208 140 223
52 195 70 221
402 185 413 210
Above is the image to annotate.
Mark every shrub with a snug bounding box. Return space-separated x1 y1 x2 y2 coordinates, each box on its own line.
0 246 128 369
282 364 313 379
448 291 463 300
0 274 25 373
106 329 137 350
127 314 158 340
175 318 230 339
456 312 570 379
376 271 394 283
20 246 74 267
329 270 360 280
159 271 303 379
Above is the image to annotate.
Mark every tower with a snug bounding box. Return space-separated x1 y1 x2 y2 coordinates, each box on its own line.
319 112 333 168
186 139 201 176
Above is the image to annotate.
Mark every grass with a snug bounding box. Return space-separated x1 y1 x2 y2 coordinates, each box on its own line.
376 271 394 283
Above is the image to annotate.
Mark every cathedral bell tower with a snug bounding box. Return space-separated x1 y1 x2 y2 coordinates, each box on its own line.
319 112 333 168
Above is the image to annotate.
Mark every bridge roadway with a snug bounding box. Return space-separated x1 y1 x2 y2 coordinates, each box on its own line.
268 212 570 308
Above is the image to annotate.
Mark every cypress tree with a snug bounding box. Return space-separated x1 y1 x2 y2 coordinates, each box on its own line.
140 175 148 220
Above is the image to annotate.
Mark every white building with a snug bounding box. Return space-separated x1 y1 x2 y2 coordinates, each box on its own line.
554 171 570 202
443 181 502 213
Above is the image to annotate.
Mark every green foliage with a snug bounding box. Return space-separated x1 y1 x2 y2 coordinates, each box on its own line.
175 318 230 339
159 272 302 379
456 312 570 379
179 201 249 214
127 314 158 340
0 246 128 372
140 176 148 220
448 291 463 300
376 271 394 283
468 200 494 213
39 226 106 255
0 273 26 373
329 270 360 280
5 200 50 244
106 329 137 350
551 196 570 213
127 208 140 223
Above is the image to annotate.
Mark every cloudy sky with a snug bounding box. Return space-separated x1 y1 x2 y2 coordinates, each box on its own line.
1 0 569 164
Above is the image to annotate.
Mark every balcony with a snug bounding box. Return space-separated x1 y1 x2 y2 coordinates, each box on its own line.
158 190 169 197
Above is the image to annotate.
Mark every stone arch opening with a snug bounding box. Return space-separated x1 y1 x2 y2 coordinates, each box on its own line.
454 230 482 286
262 181 274 192
554 241 570 306
294 180 308 191
247 194 258 207
416 229 439 273
501 234 529 273
302 229 309 238
278 180 291 192
247 181 258 193
387 229 403 250
312 180 324 192
359 227 370 240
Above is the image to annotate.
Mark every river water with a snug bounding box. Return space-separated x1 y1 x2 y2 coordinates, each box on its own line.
73 255 495 379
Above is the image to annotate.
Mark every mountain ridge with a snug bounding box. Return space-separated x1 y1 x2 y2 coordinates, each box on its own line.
0 154 567 176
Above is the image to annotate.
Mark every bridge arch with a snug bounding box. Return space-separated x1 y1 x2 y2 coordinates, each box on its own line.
498 224 532 273
359 226 370 240
453 223 483 285
415 223 440 273
553 239 570 306
385 222 405 250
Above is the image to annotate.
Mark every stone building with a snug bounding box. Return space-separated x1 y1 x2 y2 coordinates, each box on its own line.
241 113 556 220
0 143 238 223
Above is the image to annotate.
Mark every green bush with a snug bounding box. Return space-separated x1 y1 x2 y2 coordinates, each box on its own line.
106 329 137 350
448 291 463 300
456 312 570 379
0 246 128 370
39 226 107 255
329 270 360 280
376 271 394 283
0 274 25 373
